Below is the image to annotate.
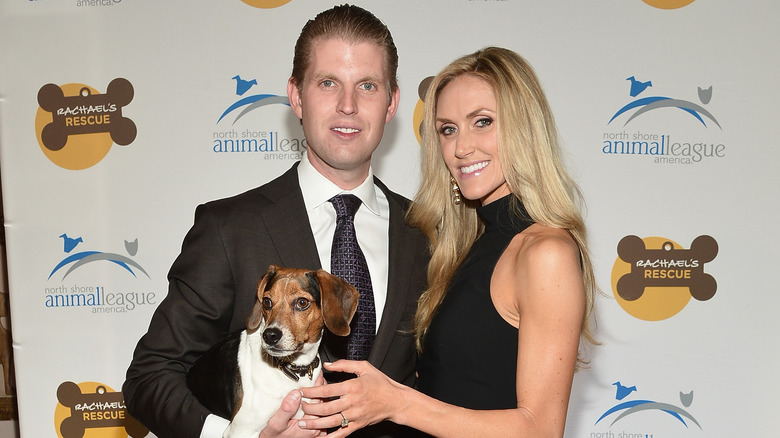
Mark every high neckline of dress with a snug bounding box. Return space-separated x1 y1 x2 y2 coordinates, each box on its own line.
477 195 512 227
476 195 533 234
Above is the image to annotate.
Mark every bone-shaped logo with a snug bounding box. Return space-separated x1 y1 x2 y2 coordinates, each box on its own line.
616 235 718 302
56 381 148 438
37 78 136 152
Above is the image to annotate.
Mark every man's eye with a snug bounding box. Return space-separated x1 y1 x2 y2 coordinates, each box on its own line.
360 83 375 91
321 80 334 87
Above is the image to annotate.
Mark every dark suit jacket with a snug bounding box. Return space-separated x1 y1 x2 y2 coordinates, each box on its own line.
123 164 429 438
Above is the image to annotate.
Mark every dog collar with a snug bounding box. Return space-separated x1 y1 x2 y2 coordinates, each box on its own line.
276 356 320 382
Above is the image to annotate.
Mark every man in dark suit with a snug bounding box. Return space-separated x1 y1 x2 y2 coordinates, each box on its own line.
123 5 428 438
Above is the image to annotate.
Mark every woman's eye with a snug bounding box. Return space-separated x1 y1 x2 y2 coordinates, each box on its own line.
438 125 456 136
476 117 493 128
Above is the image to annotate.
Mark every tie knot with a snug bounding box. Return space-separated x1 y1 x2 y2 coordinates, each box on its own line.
329 194 362 219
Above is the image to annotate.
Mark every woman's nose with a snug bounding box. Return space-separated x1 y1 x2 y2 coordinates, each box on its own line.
454 131 474 158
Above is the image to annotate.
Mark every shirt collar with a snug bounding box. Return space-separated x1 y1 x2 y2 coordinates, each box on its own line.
297 151 380 215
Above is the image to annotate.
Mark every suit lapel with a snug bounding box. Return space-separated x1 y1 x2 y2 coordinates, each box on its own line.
368 179 417 367
257 164 322 271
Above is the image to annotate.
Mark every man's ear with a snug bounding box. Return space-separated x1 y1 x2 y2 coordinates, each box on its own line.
385 86 400 124
287 78 303 119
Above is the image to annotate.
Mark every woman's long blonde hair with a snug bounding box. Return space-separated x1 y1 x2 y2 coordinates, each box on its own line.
407 47 597 367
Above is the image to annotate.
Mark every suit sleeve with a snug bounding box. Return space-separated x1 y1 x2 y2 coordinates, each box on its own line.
123 203 236 438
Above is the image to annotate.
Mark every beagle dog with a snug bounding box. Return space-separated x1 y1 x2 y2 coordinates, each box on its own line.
186 265 359 438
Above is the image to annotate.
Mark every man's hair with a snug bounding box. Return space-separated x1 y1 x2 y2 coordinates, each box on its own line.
290 4 399 93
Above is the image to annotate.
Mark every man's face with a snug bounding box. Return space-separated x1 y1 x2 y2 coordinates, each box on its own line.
288 38 400 189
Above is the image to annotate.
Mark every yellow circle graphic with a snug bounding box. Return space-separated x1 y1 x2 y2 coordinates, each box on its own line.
35 83 114 170
611 236 692 321
412 76 434 146
413 99 425 145
240 0 293 8
641 0 696 9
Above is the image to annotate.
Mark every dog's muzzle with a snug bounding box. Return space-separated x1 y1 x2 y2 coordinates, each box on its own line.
262 327 283 346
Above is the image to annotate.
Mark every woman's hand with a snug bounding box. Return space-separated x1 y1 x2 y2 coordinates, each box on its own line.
297 360 407 437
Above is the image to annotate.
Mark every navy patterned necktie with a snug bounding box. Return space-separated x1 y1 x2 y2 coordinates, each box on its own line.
329 194 376 360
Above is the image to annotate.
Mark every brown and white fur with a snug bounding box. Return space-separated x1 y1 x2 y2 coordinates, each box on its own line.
187 265 359 438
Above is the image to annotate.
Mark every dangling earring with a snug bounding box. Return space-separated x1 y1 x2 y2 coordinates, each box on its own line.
450 176 461 205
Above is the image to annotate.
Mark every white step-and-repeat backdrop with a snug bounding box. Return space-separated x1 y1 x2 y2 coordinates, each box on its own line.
1 0 778 436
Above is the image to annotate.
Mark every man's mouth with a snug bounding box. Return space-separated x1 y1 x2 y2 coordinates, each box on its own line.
333 127 360 134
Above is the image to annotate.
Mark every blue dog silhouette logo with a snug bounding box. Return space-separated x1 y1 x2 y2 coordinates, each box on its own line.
217 74 290 125
609 76 720 128
595 381 701 429
49 234 149 280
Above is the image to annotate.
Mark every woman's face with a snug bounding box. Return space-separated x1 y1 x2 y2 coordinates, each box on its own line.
435 75 510 206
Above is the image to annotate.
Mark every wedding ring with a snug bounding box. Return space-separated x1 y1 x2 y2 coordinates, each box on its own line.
339 412 349 428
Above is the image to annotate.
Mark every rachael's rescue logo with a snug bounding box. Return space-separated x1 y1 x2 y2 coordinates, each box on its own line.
35 78 136 170
54 381 147 438
611 235 718 321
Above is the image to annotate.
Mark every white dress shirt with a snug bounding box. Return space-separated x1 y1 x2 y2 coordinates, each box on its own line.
201 152 390 437
297 151 390 325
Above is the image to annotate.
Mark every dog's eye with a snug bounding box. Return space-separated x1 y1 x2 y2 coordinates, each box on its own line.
294 298 311 311
262 297 273 310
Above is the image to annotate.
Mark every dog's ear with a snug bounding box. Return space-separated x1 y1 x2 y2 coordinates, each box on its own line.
312 270 359 337
247 265 278 332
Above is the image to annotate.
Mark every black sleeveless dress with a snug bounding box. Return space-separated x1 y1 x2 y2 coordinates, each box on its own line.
416 195 533 410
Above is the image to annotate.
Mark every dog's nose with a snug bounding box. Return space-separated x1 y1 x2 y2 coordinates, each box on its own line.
262 328 282 346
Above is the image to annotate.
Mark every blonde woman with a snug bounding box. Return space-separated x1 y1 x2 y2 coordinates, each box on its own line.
299 47 596 438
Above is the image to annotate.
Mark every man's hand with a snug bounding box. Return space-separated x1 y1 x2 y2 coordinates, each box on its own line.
258 390 324 438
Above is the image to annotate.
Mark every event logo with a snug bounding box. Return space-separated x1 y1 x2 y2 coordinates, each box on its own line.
212 74 304 160
592 380 701 436
601 76 725 165
55 381 147 438
641 0 696 9
74 0 123 6
44 233 157 313
49 234 148 281
36 78 136 170
611 235 718 321
608 76 719 129
240 0 293 8
217 75 290 125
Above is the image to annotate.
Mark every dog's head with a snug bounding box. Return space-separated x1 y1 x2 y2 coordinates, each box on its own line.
246 265 359 358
